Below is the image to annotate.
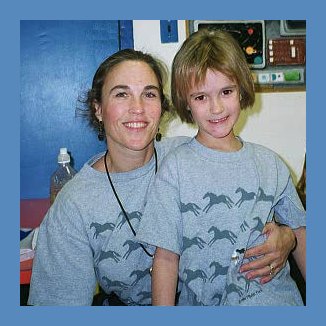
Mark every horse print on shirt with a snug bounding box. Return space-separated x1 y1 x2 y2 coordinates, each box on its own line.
116 211 142 229
209 261 228 282
90 222 115 239
129 267 151 286
98 249 121 263
182 236 206 252
203 192 234 211
180 202 201 216
183 268 208 286
208 226 237 246
235 187 256 207
177 186 274 305
179 187 274 217
122 240 143 259
256 187 274 204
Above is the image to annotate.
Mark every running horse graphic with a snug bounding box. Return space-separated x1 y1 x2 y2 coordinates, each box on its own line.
180 202 201 216
122 240 142 259
235 187 256 207
129 268 151 286
102 276 129 290
182 236 206 252
116 211 142 229
90 222 115 239
203 192 234 212
256 187 274 204
98 249 121 263
208 226 237 246
183 268 208 286
209 261 228 282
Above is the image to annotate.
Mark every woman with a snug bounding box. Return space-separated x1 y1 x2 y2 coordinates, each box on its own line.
28 49 297 305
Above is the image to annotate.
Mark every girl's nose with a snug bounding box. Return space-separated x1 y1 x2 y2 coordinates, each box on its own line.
210 97 224 114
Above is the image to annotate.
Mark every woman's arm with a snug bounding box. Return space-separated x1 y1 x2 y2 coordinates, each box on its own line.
28 196 97 305
152 247 179 306
239 222 296 284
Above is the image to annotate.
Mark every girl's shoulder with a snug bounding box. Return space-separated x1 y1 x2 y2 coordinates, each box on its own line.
155 136 191 160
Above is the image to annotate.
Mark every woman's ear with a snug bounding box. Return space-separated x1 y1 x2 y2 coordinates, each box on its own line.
94 101 102 121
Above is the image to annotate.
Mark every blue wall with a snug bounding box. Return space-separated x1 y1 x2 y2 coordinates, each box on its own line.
20 20 133 199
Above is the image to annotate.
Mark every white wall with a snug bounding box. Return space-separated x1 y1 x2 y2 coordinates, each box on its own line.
133 20 306 182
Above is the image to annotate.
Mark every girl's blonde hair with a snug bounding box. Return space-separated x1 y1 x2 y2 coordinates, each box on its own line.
171 29 255 123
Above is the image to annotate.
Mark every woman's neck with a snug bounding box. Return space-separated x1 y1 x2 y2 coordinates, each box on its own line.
93 144 155 173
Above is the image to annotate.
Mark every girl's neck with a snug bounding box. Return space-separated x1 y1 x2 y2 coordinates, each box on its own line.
196 132 242 152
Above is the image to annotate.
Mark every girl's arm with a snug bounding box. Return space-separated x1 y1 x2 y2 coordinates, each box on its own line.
152 247 179 306
292 226 306 280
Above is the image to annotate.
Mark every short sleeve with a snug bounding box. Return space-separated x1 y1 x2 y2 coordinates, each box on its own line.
28 190 97 305
273 156 306 229
137 152 183 255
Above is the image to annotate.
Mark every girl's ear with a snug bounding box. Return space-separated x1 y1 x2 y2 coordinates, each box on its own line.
94 101 102 121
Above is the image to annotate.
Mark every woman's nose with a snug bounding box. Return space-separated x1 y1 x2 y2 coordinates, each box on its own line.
129 97 145 114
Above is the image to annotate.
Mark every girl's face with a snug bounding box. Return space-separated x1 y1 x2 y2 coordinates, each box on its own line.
95 60 162 154
187 69 241 151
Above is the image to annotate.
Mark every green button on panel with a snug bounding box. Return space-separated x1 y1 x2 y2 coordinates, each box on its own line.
284 70 301 81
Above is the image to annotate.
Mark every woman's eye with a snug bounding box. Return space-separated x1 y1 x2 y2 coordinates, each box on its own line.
115 92 127 98
144 92 158 98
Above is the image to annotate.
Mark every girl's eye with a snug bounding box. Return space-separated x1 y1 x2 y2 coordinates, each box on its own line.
222 89 233 96
194 95 205 101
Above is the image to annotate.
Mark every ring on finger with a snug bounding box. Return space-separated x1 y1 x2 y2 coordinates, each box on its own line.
269 263 275 276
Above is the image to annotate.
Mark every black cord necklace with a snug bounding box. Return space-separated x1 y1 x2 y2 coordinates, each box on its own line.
104 148 158 258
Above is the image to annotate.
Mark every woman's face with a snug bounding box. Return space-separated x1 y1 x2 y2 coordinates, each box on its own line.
95 60 162 154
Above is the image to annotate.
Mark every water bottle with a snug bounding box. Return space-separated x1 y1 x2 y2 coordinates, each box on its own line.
50 148 77 205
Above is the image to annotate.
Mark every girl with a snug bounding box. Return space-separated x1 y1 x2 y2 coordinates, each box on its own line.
137 30 305 306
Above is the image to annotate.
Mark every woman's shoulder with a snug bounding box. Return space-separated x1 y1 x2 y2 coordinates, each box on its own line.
57 152 106 197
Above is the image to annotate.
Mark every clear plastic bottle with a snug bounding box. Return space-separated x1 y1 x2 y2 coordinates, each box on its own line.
50 148 77 205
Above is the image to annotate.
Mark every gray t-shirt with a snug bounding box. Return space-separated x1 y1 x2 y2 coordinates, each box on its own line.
28 136 189 306
137 137 305 306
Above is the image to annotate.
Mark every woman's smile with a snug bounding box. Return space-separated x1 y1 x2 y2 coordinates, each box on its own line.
123 121 149 129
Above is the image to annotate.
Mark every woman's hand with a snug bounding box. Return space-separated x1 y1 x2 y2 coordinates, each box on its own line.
239 222 296 284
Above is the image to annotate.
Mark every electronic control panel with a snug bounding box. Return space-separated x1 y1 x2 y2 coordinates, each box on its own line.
189 20 306 90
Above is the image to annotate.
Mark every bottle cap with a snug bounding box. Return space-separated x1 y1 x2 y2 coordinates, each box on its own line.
58 147 70 164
